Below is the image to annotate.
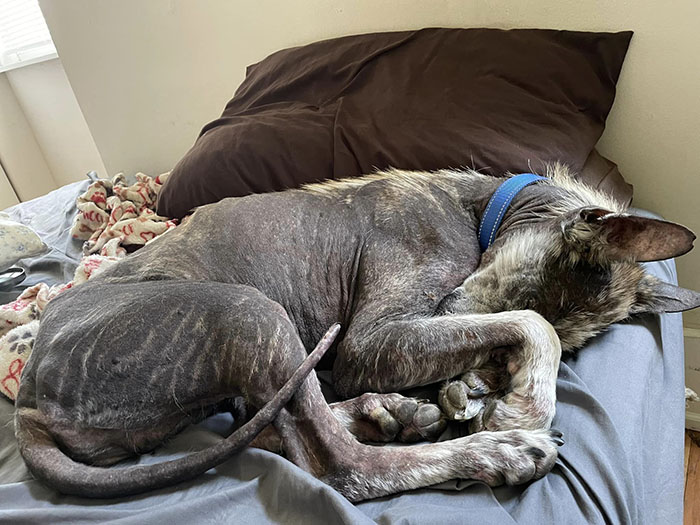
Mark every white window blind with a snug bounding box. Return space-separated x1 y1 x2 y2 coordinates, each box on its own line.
0 0 57 72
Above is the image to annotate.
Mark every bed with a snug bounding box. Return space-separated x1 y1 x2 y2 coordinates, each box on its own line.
0 174 687 525
0 27 686 524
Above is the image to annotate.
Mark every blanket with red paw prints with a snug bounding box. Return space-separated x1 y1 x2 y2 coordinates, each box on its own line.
71 172 178 256
0 172 178 401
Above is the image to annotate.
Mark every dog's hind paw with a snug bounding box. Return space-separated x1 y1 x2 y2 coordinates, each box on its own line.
393 397 446 442
331 393 447 443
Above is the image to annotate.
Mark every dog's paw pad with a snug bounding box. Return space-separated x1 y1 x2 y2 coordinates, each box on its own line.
394 399 419 423
438 380 487 421
397 401 446 442
368 406 402 438
333 393 446 443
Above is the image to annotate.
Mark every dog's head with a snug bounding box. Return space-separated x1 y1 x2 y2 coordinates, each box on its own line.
439 204 700 351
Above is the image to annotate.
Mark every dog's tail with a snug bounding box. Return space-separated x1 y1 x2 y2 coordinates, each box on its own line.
15 323 340 499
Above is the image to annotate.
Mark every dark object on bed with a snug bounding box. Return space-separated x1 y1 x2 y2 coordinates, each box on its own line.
0 267 25 290
157 27 633 218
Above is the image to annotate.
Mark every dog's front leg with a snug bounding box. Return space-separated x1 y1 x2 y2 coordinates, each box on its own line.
334 310 561 431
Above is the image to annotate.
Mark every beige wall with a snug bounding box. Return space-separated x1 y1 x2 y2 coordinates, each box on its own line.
0 164 19 209
0 72 56 201
0 57 106 202
5 58 107 187
40 0 700 327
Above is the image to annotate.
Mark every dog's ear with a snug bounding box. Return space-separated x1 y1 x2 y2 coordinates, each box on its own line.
566 208 696 262
632 276 700 314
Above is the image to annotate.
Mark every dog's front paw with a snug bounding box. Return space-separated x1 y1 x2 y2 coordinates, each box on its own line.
466 428 563 486
439 370 500 421
438 380 486 421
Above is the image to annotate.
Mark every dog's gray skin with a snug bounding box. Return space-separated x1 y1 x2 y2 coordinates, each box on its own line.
15 166 700 502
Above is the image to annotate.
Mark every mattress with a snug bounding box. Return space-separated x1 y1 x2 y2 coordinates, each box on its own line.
0 183 686 524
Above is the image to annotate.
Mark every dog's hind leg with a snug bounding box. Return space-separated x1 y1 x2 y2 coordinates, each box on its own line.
233 309 563 501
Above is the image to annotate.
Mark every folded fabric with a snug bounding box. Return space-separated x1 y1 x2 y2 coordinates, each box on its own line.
71 172 178 256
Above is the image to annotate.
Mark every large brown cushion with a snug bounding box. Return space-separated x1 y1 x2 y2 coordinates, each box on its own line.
157 28 633 218
580 149 632 205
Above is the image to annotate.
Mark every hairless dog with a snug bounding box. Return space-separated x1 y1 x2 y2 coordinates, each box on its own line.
15 166 700 501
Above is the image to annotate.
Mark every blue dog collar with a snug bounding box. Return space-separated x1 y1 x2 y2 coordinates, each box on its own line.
478 173 547 252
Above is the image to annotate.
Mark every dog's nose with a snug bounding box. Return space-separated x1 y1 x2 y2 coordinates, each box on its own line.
436 288 464 315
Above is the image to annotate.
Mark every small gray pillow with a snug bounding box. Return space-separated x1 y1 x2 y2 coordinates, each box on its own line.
0 213 46 271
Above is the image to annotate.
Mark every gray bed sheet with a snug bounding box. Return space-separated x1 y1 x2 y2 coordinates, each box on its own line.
0 184 686 524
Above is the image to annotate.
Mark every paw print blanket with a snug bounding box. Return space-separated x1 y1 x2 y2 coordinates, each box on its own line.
0 172 177 401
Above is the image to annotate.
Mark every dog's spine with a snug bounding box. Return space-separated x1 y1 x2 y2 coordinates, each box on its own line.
15 323 340 498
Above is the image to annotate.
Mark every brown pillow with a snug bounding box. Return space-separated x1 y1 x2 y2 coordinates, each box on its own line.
580 149 632 206
157 28 633 218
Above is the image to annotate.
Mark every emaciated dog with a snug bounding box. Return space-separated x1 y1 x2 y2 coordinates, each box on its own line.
14 166 700 501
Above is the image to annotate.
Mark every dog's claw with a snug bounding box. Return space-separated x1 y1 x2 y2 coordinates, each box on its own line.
460 370 499 396
453 401 484 421
549 430 565 447
468 387 487 398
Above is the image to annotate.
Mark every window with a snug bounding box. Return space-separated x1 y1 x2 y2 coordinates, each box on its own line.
0 0 57 73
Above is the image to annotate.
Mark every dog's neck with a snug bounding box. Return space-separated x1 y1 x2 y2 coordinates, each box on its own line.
474 180 561 244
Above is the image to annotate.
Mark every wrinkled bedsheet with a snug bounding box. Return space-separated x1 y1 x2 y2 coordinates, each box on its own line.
0 185 685 524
